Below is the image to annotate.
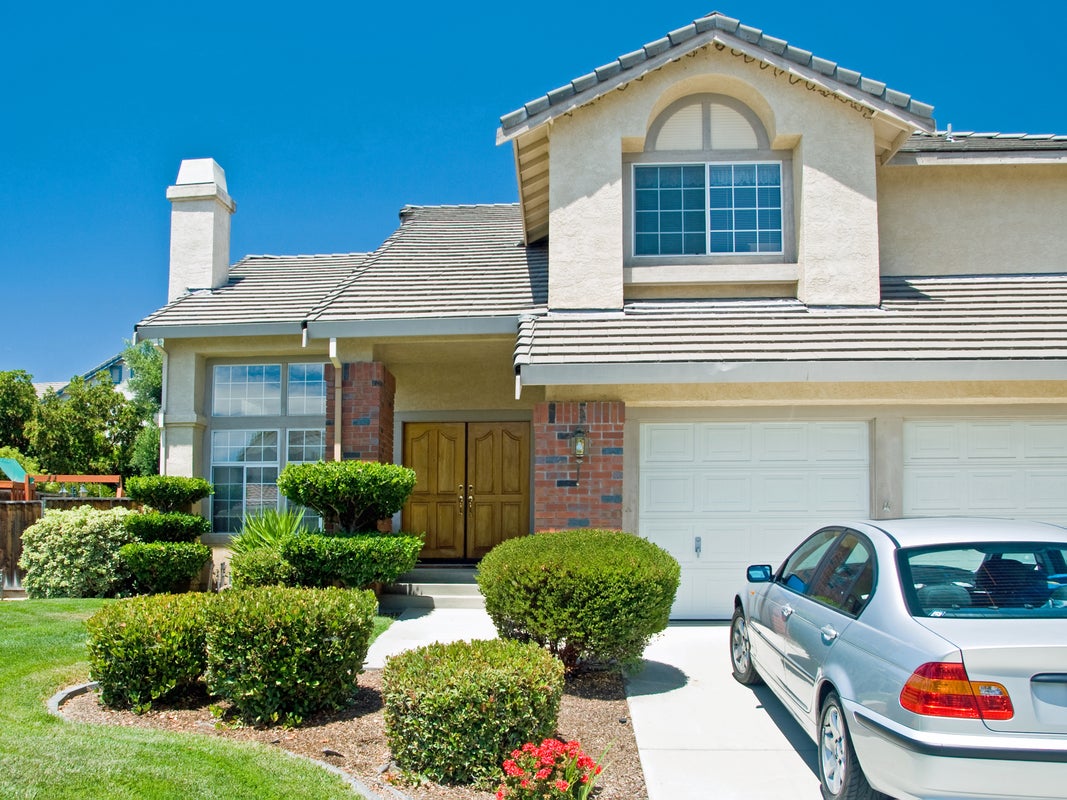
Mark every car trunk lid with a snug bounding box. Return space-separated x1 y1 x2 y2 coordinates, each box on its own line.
916 618 1067 734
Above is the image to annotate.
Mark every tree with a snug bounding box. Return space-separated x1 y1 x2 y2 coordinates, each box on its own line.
0 370 38 452
26 376 143 477
122 340 163 476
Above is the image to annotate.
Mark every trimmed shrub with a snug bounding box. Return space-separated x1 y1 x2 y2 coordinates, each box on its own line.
229 507 308 556
280 532 422 589
382 639 564 786
477 529 680 673
125 475 213 513
277 461 416 532
18 506 135 598
86 592 214 711
119 541 212 594
124 511 210 543
229 547 297 589
204 586 377 726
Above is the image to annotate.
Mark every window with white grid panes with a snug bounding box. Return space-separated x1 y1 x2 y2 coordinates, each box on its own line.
287 363 326 416
286 428 326 529
633 162 782 256
212 364 282 417
210 430 280 534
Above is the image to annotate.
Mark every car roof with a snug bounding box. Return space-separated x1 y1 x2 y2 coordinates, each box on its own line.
845 517 1067 549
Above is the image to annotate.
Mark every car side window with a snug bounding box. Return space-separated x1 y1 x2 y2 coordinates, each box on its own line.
806 532 875 617
778 528 841 594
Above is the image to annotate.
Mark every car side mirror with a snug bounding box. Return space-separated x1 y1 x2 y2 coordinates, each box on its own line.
747 564 773 583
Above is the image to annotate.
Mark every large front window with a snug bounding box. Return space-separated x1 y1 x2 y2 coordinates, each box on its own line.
634 162 783 256
208 361 327 534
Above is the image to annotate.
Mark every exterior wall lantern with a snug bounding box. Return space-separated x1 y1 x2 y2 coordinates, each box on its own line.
571 427 588 485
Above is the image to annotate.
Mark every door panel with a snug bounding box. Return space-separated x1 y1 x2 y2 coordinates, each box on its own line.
403 422 465 559
403 422 529 560
467 422 530 558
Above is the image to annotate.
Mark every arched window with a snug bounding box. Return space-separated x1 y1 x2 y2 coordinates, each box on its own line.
626 94 791 262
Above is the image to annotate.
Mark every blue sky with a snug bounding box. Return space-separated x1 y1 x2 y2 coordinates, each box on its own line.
3 1 1066 381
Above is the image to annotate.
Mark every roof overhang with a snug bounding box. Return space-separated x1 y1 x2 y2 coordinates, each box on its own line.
134 321 305 342
517 359 1067 387
305 316 521 340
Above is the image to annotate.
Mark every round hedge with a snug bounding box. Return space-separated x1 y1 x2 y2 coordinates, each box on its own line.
382 639 564 786
477 529 680 672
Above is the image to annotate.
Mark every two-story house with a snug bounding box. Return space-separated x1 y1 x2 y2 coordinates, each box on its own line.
136 12 1067 618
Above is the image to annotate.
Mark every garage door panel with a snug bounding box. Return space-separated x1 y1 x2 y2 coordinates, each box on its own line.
642 472 695 513
812 422 870 463
643 425 695 462
814 473 870 512
641 420 870 619
904 420 1067 525
758 424 809 462
699 424 752 462
696 473 752 513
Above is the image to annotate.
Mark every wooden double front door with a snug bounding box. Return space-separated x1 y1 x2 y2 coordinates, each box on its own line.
402 422 531 560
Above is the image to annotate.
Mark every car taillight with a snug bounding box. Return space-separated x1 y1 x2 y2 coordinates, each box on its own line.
900 661 1014 720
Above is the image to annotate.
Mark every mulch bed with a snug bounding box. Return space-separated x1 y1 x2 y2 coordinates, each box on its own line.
59 668 648 800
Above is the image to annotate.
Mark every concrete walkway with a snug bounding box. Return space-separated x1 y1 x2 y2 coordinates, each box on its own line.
364 609 820 799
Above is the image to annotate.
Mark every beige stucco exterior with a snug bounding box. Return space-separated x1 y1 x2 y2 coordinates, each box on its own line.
877 162 1067 275
546 44 884 310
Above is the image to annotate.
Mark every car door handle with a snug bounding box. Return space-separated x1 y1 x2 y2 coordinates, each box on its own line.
820 624 839 641
781 605 794 619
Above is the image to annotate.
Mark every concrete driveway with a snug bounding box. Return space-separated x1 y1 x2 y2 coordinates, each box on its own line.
626 622 822 800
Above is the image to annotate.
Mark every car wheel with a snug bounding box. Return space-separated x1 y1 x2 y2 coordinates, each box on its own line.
730 607 762 685
818 691 880 800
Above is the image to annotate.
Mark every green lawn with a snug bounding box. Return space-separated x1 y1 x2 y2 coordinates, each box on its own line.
0 599 391 800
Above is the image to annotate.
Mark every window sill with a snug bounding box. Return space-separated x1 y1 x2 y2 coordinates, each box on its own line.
624 262 799 286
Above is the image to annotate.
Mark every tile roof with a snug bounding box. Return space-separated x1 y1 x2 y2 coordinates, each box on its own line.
137 205 547 339
308 204 547 326
499 11 933 138
136 253 368 335
900 131 1067 153
515 274 1067 374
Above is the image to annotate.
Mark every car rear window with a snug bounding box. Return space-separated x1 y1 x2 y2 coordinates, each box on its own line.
899 542 1067 618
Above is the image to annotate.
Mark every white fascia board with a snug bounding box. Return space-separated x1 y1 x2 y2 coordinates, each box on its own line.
888 151 1067 166
518 360 1067 386
134 322 305 340
307 316 520 339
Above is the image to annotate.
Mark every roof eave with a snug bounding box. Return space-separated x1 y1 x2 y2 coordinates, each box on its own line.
134 321 306 341
497 27 934 145
306 316 521 340
517 360 1067 386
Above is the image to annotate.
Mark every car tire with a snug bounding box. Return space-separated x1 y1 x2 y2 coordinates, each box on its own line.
730 607 762 685
818 691 881 800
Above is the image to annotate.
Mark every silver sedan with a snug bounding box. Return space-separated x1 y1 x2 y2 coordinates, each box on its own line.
730 517 1067 800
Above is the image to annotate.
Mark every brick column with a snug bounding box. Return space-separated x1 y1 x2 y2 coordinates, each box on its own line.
325 362 396 462
533 401 624 531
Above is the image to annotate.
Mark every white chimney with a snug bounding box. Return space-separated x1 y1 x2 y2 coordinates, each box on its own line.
166 158 236 302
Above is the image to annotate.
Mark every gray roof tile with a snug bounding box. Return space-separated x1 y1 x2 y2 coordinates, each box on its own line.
515 275 1067 368
898 131 1067 153
499 11 934 135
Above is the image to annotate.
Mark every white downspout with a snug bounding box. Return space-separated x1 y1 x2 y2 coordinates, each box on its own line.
329 338 342 462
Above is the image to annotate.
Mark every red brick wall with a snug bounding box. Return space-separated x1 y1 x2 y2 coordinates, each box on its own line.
325 362 396 463
533 401 624 531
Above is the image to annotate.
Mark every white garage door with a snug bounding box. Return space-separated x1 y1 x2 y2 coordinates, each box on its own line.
640 421 870 619
904 420 1067 526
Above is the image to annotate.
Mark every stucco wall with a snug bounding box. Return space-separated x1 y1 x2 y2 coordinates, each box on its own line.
546 44 881 309
878 163 1067 275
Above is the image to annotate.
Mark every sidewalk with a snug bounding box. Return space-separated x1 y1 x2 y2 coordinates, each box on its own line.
363 609 820 800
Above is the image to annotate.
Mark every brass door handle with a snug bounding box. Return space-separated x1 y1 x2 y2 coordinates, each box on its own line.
467 485 474 512
458 484 464 512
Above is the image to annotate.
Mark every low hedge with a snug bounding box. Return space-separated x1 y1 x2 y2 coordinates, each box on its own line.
124 511 210 543
229 547 297 589
125 475 213 513
119 541 212 594
477 529 680 672
204 586 377 726
382 639 564 786
280 532 422 589
86 592 215 711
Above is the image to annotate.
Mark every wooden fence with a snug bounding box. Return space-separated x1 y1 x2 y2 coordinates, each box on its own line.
1 498 135 593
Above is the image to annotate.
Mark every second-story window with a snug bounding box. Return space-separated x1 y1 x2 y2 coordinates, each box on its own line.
625 94 793 265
